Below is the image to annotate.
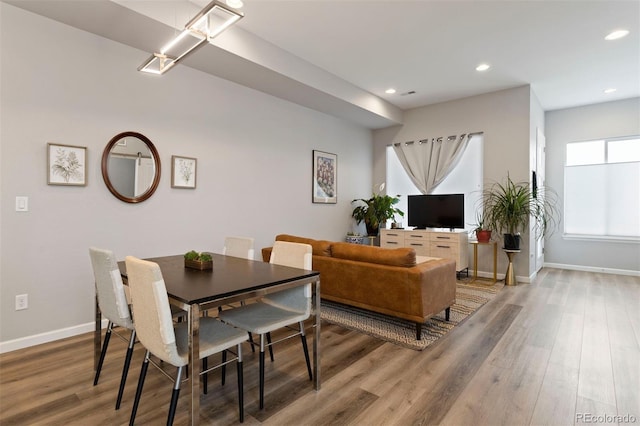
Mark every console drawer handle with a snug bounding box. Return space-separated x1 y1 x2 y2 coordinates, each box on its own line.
436 245 451 249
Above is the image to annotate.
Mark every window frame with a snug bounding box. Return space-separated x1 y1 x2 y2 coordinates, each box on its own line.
563 135 640 243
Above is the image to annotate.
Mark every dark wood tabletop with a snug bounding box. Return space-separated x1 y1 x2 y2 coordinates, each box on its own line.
118 253 319 305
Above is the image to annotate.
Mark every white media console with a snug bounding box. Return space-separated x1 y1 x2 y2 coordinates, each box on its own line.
380 228 469 272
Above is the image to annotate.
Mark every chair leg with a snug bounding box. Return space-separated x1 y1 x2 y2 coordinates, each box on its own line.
248 332 256 353
167 366 184 426
236 344 244 423
94 321 113 385
221 350 227 386
203 357 208 394
266 332 274 362
129 350 150 426
299 322 312 381
445 306 451 321
259 334 266 410
416 322 422 340
116 329 136 410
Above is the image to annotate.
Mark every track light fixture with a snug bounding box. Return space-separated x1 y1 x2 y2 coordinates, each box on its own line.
139 0 244 75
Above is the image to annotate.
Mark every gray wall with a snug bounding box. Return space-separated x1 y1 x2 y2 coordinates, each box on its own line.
545 98 640 273
373 86 533 280
0 4 373 346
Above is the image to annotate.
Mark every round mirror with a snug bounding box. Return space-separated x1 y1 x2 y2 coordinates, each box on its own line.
101 131 161 203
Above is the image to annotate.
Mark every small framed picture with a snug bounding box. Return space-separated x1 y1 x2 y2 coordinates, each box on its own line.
171 155 197 189
47 143 87 186
312 150 337 204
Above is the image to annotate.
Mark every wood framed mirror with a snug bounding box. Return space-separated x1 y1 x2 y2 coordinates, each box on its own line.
101 131 161 203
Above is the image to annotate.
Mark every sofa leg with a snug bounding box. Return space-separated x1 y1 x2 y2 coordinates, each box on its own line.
445 307 451 321
416 323 422 340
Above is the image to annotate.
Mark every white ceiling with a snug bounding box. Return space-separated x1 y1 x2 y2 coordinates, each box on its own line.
5 0 640 129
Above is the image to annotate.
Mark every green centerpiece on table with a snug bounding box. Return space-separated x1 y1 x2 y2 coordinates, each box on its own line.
184 250 213 270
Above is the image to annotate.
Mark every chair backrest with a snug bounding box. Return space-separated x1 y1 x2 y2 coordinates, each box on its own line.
125 256 185 367
89 247 133 330
263 241 313 315
223 236 255 260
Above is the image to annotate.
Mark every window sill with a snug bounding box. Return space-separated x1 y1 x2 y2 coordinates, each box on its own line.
562 234 640 244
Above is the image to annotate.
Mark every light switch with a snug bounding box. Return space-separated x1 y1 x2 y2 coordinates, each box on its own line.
16 196 29 212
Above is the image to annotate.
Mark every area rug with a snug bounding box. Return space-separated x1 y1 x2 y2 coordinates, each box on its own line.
320 281 503 351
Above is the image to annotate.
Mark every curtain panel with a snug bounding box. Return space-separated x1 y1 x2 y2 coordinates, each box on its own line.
393 134 472 194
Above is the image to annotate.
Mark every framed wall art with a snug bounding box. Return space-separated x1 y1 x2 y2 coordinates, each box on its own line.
47 143 87 186
312 150 337 204
171 155 197 189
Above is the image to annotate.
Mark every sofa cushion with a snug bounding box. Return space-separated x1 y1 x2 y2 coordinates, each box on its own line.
330 242 416 267
275 234 332 257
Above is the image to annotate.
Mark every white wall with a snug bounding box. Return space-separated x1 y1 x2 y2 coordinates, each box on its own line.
0 4 373 347
373 86 533 280
545 98 640 273
528 91 545 277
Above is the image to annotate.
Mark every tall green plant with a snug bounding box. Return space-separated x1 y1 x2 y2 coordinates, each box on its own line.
352 183 404 235
483 174 560 239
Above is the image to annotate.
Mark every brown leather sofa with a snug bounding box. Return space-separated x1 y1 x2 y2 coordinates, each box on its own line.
262 234 457 340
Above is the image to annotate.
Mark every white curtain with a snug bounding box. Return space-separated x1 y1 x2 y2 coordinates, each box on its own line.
393 134 471 194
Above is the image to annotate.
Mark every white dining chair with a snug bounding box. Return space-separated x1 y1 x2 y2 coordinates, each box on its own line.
218 241 313 409
125 256 248 425
89 247 136 410
220 236 260 357
223 236 255 260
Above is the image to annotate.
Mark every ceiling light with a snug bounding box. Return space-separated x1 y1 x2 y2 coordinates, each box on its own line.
604 88 617 94
226 0 244 8
139 0 244 75
385 88 397 94
475 63 490 71
186 0 243 40
605 29 629 40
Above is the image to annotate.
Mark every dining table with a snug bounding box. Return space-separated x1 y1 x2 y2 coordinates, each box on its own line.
93 253 321 426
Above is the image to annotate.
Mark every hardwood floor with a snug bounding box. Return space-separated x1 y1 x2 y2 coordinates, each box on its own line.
1 268 638 425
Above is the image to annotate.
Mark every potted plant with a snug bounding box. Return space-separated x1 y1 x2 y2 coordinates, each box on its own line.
345 232 365 244
184 250 213 270
351 183 404 236
482 174 560 250
473 211 492 243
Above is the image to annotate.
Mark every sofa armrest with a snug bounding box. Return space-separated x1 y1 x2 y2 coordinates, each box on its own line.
408 258 457 319
261 247 273 262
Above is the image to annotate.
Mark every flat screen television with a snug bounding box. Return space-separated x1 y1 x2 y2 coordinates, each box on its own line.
407 194 465 230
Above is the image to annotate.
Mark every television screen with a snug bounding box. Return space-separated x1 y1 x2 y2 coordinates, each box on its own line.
408 194 465 229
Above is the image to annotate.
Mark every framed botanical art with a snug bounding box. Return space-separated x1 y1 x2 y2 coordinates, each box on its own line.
312 150 337 204
47 143 87 186
171 155 197 189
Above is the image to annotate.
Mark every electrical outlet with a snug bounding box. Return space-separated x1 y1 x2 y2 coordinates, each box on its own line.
15 294 28 311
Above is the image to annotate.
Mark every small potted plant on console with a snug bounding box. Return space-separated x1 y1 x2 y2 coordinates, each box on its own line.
351 183 404 236
473 211 492 243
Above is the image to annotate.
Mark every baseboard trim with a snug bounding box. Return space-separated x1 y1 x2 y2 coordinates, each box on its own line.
0 319 108 354
543 262 640 277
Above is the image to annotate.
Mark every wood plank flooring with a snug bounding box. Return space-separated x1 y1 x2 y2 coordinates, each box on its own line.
1 268 638 425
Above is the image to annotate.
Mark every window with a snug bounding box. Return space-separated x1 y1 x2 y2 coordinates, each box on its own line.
386 135 483 231
564 136 640 240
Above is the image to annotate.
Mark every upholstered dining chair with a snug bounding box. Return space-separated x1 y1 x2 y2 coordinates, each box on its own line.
125 256 247 425
223 236 255 260
89 247 136 410
220 236 259 356
218 241 313 410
